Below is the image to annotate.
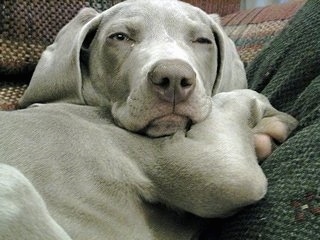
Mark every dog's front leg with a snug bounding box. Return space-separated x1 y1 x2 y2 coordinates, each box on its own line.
149 89 297 218
0 164 72 240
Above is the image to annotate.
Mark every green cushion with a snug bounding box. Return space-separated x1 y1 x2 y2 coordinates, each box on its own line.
219 1 320 239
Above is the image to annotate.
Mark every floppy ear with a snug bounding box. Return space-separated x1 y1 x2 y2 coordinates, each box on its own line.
209 14 247 95
19 8 102 108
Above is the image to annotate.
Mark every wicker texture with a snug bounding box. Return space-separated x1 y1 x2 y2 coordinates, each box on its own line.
0 0 89 74
222 1 305 66
0 83 28 110
183 0 240 15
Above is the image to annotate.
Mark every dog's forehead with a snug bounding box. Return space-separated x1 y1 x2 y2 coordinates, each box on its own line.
102 0 211 29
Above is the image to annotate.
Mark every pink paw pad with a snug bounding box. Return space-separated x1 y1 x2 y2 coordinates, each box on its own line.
253 116 293 160
254 133 273 161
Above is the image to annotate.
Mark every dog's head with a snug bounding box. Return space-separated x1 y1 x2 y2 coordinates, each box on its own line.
20 0 246 137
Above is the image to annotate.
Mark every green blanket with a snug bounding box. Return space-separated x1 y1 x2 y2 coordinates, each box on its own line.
219 1 320 239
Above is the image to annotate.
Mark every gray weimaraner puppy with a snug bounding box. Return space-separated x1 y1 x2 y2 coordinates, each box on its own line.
0 0 298 239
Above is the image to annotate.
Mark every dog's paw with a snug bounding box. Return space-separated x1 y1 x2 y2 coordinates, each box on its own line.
253 114 298 160
209 89 299 161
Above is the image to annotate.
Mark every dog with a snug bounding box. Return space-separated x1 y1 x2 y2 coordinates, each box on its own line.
0 0 298 239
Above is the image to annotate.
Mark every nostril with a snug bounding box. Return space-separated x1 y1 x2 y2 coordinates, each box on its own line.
181 78 192 88
158 77 170 89
149 72 171 89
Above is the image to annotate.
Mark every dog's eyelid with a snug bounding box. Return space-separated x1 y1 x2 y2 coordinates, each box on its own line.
109 32 133 42
189 30 213 44
189 24 213 45
193 37 213 44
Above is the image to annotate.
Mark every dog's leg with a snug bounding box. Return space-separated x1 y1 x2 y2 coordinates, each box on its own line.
0 164 72 240
149 89 297 218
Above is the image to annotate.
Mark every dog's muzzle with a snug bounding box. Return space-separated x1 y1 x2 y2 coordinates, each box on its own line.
148 59 196 104
141 59 196 137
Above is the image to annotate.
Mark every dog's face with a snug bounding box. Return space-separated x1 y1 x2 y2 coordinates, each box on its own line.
20 0 246 137
83 0 221 137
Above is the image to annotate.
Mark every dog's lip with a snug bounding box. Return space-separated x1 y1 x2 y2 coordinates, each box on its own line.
149 114 190 126
140 113 192 137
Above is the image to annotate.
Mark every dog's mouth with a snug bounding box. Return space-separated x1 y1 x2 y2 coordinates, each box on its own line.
141 114 192 137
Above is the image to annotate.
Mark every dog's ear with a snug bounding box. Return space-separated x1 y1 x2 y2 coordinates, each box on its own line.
80 16 100 67
210 13 221 25
19 8 102 108
209 14 247 95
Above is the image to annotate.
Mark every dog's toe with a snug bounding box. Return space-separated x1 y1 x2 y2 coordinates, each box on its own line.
254 133 273 160
252 115 298 160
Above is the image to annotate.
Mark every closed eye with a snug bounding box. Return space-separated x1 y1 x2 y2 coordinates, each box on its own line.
194 37 212 44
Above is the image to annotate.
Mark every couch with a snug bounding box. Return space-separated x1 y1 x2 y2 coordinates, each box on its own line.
1 1 319 239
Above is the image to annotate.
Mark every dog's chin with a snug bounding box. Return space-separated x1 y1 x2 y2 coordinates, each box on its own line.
143 114 191 137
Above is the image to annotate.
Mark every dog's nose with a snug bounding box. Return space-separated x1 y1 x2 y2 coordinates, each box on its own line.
148 60 196 104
